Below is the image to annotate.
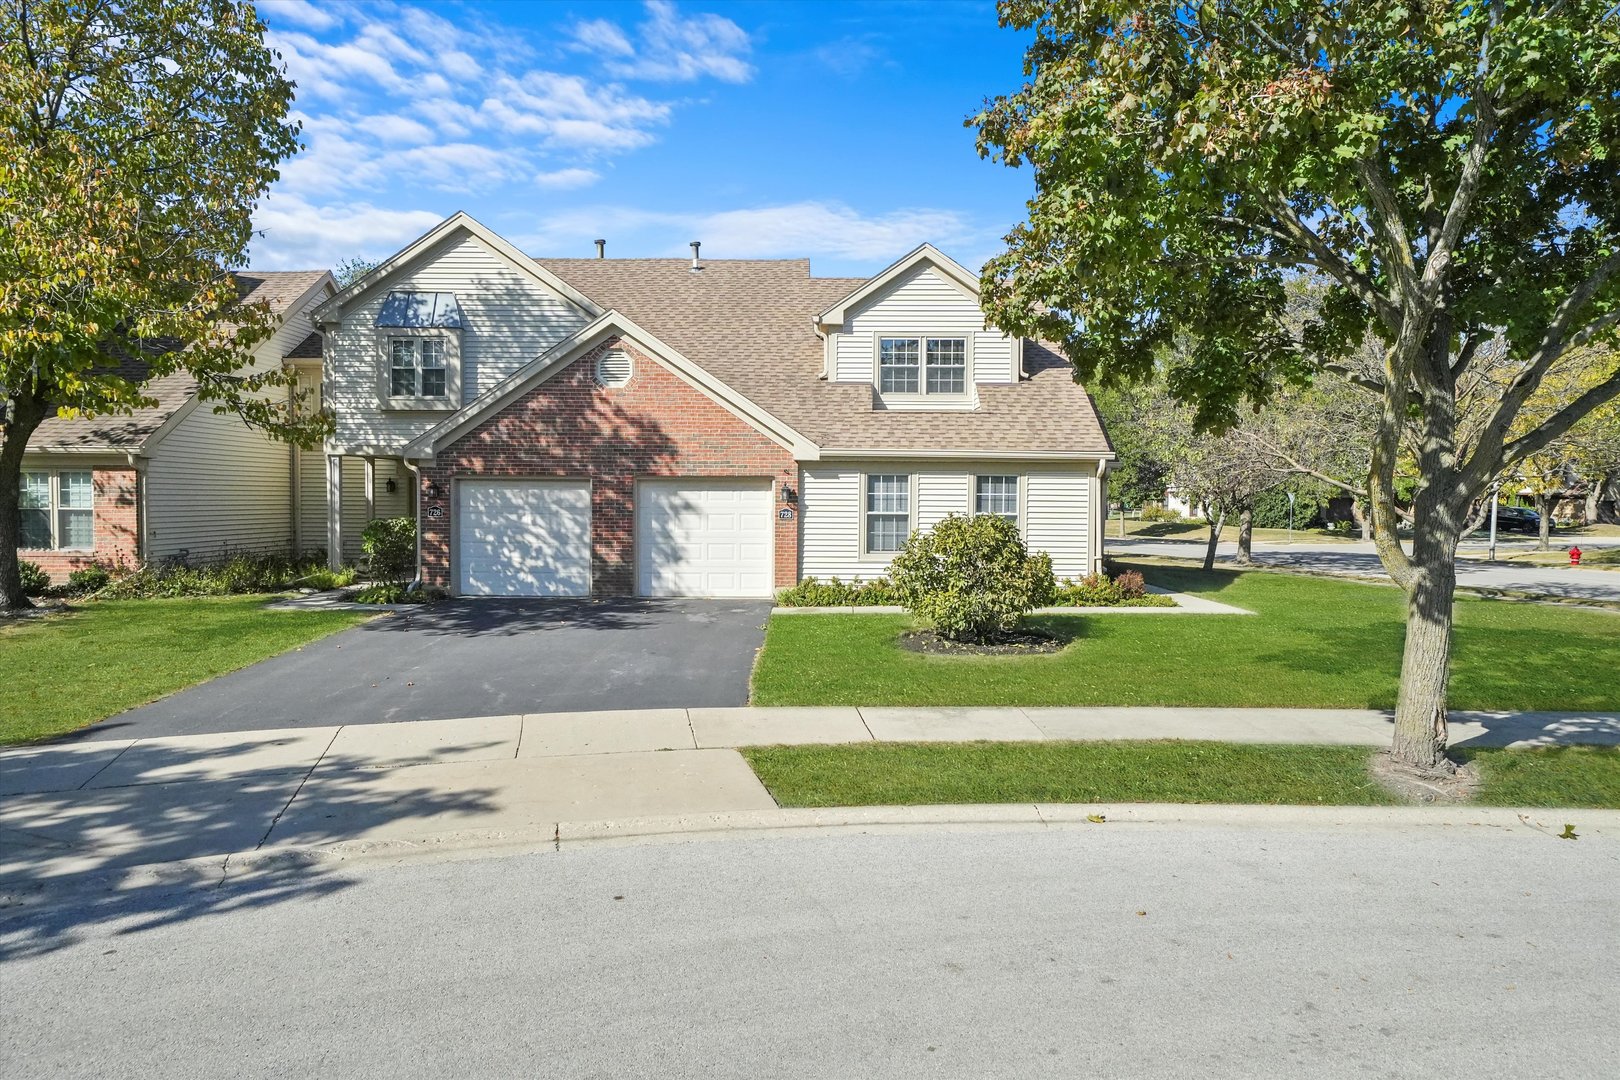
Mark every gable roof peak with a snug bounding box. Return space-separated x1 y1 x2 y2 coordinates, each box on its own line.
814 242 982 328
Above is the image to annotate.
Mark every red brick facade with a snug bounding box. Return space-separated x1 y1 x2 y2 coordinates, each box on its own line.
417 337 798 595
19 466 140 581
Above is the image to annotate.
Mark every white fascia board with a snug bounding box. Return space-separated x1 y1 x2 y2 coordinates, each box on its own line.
814 448 1117 462
403 310 820 462
813 243 983 328
311 212 603 326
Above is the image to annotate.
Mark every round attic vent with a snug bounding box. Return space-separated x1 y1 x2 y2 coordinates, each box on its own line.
595 348 632 388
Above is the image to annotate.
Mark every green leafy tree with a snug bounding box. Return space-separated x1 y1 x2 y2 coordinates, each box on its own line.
333 256 379 289
972 1 1620 771
0 0 320 610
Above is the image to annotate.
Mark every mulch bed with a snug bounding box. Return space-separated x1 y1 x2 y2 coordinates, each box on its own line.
898 627 1069 656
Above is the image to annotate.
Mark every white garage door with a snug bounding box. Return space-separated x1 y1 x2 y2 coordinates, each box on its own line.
636 480 773 597
457 480 591 596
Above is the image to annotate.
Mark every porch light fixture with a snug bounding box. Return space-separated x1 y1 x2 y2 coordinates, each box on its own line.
384 478 398 494
424 480 441 499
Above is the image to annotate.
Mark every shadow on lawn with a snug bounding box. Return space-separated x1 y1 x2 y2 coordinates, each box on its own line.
0 741 501 962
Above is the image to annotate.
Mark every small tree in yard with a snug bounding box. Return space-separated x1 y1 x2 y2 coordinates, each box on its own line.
890 514 1055 644
0 0 323 612
973 2 1620 774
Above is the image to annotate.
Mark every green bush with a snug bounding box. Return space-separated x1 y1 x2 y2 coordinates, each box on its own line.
102 552 344 598
361 517 416 584
777 576 899 607
1250 486 1326 529
1051 569 1175 608
66 565 112 595
1139 504 1181 522
19 560 50 597
352 582 442 605
293 565 358 591
888 514 1055 643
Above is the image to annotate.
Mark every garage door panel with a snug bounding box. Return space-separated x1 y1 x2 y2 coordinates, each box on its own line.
637 480 773 598
458 481 591 597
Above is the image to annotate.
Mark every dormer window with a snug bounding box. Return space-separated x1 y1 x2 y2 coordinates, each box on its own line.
376 291 461 410
876 336 971 399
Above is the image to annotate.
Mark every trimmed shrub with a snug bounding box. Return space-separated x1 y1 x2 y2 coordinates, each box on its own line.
66 565 112 595
1139 504 1181 522
361 517 416 584
19 560 50 597
888 514 1055 643
777 577 899 607
1051 570 1175 608
293 565 358 591
1250 486 1326 529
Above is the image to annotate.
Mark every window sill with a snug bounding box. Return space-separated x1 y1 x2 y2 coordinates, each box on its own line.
381 397 459 412
872 393 977 412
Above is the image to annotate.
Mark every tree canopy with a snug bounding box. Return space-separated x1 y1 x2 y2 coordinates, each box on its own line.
971 1 1620 769
0 0 317 608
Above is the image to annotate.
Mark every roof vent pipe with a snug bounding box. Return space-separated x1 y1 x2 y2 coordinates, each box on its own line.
690 241 702 272
595 239 605 258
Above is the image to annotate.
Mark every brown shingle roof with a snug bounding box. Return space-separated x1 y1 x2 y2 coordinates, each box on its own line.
28 270 328 452
537 258 1111 456
284 331 323 359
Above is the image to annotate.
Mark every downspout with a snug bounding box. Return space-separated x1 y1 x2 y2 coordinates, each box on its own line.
1093 458 1110 575
403 459 424 590
126 451 147 567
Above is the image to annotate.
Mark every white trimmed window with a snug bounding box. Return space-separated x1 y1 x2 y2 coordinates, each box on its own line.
388 336 450 398
975 475 1019 526
877 336 968 397
19 471 93 550
864 474 911 553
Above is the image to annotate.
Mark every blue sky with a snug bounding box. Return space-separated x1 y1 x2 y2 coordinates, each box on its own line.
251 0 1035 278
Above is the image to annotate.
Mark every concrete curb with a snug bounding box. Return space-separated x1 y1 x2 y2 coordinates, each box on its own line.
4 803 1613 907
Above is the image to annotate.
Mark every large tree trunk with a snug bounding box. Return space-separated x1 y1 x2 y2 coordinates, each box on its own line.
1234 506 1254 565
1535 493 1553 551
1 391 50 611
1391 551 1458 769
1202 509 1225 571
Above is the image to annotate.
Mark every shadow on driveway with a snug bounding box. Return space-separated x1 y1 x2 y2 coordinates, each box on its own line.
78 598 772 741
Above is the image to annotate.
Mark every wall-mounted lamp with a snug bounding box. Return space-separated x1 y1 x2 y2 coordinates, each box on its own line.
384 478 398 494
780 484 797 504
424 480 441 499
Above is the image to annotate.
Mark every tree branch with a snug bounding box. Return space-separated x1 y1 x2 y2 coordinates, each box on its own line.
1266 199 1402 329
1501 364 1620 466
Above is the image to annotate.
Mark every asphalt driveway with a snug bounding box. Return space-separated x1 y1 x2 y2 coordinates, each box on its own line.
81 598 773 741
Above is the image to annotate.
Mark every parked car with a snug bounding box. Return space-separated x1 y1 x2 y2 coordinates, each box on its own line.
1493 505 1544 533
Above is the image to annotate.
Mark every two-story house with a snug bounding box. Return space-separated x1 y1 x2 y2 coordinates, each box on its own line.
310 213 1113 597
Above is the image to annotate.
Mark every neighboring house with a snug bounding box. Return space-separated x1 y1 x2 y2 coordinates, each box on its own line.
311 212 1114 597
20 271 335 580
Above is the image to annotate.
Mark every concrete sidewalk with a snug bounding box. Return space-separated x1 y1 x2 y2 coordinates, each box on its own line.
4 706 1617 884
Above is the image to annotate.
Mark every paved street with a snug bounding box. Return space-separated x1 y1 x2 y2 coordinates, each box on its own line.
1109 537 1620 603
3 821 1616 1078
87 598 772 740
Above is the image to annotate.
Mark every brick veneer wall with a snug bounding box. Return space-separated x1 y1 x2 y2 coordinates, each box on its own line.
19 467 140 581
417 337 799 595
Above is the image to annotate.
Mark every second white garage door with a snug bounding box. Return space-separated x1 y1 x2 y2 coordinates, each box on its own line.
457 480 591 596
636 479 773 597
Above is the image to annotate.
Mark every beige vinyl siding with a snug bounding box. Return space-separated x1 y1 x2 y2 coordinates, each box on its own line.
293 365 327 554
144 402 292 560
830 266 1017 385
1024 468 1096 580
328 232 591 453
800 461 1098 582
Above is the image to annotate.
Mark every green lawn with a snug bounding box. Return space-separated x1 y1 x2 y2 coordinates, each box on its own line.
0 597 370 744
751 563 1620 711
743 741 1620 809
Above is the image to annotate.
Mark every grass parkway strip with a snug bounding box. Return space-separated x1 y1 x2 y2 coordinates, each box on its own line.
741 742 1620 810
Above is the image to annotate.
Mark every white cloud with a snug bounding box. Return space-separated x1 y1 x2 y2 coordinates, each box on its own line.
534 167 601 190
250 195 445 270
569 18 635 58
570 1 754 84
520 201 984 266
256 0 337 32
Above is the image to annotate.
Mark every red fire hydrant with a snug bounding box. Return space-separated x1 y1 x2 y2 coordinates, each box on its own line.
1570 546 1583 566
